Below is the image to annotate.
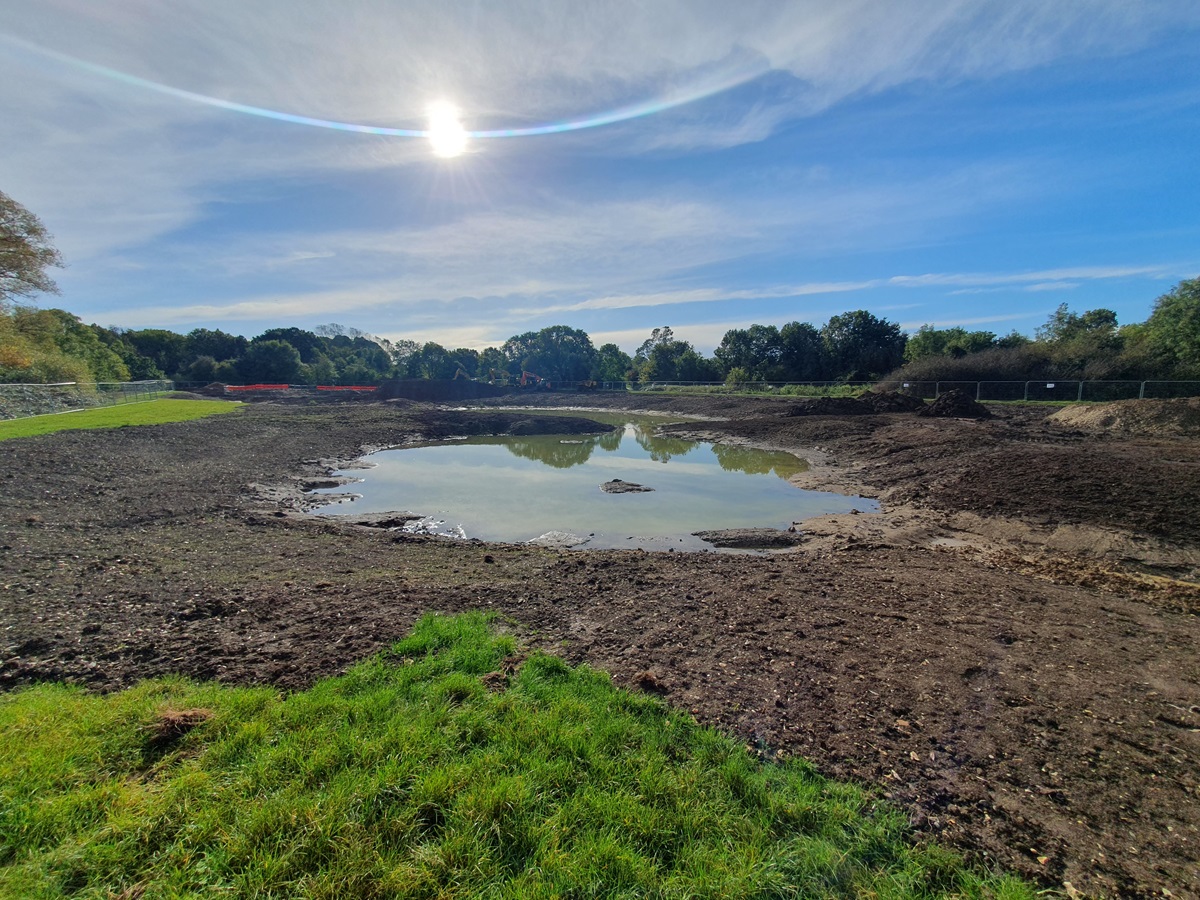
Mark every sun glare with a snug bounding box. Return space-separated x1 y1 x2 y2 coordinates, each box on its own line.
427 101 468 158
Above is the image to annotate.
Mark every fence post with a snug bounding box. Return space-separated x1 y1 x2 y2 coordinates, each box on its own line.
975 382 981 401
1139 381 1146 400
1077 381 1084 403
935 382 941 398
1024 381 1030 401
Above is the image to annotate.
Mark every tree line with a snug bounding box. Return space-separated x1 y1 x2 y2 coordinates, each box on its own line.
4 285 1198 388
4 188 1198 386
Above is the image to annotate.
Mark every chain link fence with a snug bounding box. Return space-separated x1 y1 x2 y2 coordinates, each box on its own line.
556 379 1200 400
0 381 175 421
876 380 1200 402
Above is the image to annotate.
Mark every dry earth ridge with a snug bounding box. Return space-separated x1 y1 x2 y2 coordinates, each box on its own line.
2 392 1199 897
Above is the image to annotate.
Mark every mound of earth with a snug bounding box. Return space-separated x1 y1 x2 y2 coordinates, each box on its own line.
780 396 872 416
857 390 927 413
1047 397 1200 436
376 379 508 402
780 391 927 417
917 389 992 419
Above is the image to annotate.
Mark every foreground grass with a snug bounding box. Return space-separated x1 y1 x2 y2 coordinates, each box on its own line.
0 399 241 441
0 614 1034 899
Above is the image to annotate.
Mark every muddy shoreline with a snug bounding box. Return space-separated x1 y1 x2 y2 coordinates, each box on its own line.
2 395 1198 896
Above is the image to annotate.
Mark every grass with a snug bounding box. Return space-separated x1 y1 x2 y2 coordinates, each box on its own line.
0 399 241 441
0 613 1036 899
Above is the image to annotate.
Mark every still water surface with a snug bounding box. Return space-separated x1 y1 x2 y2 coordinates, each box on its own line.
312 413 876 550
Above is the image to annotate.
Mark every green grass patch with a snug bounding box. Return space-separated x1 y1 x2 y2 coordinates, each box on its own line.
0 399 241 441
0 613 1035 898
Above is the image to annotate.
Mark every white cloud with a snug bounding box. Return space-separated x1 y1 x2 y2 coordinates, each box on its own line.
889 264 1168 289
4 1 1194 154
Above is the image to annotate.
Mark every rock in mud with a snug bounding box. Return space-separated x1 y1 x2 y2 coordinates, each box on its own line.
600 479 654 493
336 512 423 529
526 531 587 548
692 528 807 549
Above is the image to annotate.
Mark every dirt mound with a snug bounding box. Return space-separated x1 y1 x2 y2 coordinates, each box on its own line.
780 396 872 416
857 390 927 413
1047 397 1200 436
917 389 992 419
780 391 927 417
376 379 509 402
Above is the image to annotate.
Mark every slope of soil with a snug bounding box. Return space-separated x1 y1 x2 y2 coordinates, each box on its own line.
2 395 1199 897
1047 397 1200 436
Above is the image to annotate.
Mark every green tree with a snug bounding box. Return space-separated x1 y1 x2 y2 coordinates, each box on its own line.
477 347 513 382
405 342 457 379
1 190 64 310
0 308 129 383
593 343 633 382
1035 304 1124 378
1036 304 1118 343
639 337 718 382
304 355 338 385
124 329 190 379
904 326 997 362
186 328 247 363
237 340 302 383
634 327 674 365
253 327 324 364
1142 278 1200 376
778 321 827 381
501 325 597 382
714 325 782 380
821 310 906 380
182 355 219 383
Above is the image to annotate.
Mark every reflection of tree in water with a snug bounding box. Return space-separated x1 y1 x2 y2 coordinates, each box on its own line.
631 424 698 463
711 444 805 479
501 435 600 468
596 428 623 453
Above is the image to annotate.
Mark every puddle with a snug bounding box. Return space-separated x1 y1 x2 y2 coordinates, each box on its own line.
311 414 877 551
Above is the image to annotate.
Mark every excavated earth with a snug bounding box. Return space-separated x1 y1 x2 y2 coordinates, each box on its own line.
2 393 1199 897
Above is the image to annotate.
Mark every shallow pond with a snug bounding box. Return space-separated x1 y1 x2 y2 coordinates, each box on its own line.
312 413 876 550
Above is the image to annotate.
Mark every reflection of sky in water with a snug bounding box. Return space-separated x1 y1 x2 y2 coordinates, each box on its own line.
313 419 876 550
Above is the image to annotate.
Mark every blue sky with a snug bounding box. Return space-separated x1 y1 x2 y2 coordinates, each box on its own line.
2 1 1198 354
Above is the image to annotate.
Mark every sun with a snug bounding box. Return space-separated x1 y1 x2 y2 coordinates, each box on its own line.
426 101 468 158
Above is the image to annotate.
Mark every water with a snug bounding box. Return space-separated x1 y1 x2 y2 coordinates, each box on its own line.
311 413 876 550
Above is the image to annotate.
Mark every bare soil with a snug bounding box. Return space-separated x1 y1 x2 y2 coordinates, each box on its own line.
2 394 1199 897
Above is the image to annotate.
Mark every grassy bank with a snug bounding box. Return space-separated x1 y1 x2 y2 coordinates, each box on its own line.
0 398 241 441
0 613 1032 898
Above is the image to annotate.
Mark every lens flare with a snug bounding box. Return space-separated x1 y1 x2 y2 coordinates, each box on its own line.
1 33 769 148
426 102 468 157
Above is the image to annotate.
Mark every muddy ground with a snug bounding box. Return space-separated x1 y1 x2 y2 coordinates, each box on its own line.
2 393 1198 897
